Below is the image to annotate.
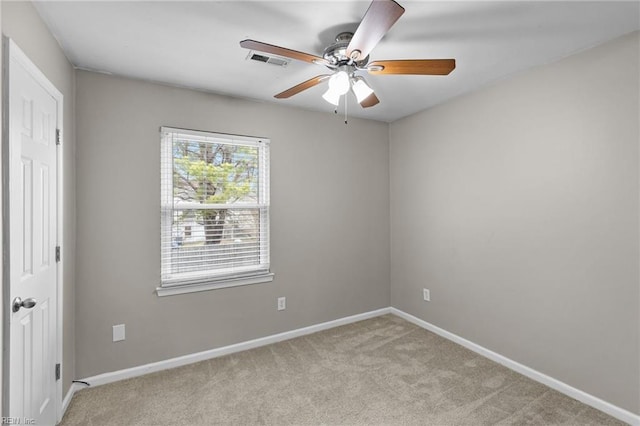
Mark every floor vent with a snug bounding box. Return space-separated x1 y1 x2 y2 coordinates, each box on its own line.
247 51 289 67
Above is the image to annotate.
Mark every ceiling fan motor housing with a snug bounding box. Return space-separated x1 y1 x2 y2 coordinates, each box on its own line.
323 32 369 68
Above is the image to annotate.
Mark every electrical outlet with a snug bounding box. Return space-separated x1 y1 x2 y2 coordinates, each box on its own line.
113 324 126 342
423 288 430 302
277 297 286 311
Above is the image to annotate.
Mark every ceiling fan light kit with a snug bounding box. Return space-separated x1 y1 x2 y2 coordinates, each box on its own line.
240 0 456 118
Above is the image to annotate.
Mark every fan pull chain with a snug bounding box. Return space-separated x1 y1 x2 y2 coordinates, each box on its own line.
344 93 348 125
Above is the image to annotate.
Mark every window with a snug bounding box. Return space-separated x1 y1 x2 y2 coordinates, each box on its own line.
158 127 272 296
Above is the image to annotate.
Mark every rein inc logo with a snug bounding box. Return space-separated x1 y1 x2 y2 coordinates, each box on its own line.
1 418 35 425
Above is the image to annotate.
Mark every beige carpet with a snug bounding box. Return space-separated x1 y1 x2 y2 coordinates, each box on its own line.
61 314 625 425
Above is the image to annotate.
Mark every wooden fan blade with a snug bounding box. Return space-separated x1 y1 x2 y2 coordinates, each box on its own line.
275 75 331 99
360 92 380 108
240 39 328 66
367 59 456 75
346 0 405 61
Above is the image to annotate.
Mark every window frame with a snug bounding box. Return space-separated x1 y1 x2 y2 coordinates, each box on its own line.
157 126 273 296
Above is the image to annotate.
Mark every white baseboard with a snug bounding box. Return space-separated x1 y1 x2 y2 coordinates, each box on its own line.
59 382 83 424
390 307 640 426
79 307 391 388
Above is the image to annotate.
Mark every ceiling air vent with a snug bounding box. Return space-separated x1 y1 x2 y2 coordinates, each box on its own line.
247 51 289 67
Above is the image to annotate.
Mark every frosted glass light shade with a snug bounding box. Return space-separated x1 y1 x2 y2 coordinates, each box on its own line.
328 71 350 95
322 88 341 106
352 78 374 103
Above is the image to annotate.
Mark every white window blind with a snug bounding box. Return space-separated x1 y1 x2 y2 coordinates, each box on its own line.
160 127 270 290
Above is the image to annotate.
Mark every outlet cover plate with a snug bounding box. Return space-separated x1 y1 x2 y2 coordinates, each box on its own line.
423 289 430 302
277 297 286 311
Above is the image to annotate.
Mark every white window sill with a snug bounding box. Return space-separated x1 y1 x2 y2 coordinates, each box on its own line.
156 273 274 297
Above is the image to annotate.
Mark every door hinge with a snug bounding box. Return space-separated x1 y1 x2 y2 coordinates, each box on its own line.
56 246 61 263
56 129 61 146
55 363 61 381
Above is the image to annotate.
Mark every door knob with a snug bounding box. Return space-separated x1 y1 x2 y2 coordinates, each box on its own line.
12 297 37 313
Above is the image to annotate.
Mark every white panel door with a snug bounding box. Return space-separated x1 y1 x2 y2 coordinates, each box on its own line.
7 47 58 426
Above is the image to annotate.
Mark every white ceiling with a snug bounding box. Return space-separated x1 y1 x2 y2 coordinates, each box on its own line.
34 1 639 122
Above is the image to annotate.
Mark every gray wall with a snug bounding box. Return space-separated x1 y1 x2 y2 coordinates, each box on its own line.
2 1 77 399
390 31 640 414
74 71 390 377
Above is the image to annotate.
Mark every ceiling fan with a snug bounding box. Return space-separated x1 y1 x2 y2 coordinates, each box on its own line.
239 0 456 110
